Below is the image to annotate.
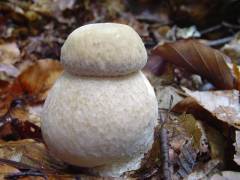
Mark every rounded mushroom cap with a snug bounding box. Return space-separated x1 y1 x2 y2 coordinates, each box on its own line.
41 72 158 174
61 23 147 76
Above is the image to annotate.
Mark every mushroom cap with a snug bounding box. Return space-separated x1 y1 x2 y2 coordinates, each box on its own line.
41 71 158 174
61 23 147 76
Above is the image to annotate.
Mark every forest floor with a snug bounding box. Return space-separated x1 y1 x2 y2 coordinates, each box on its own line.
1 0 240 179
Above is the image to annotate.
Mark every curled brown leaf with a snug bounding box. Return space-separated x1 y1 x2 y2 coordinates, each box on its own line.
152 40 235 89
12 59 63 103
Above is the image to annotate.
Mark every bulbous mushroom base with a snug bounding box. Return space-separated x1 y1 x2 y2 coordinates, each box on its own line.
91 153 145 177
41 71 158 177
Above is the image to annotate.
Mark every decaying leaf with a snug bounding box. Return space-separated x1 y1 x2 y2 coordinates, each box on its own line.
15 59 63 102
143 54 167 76
153 40 235 89
156 86 184 111
186 159 222 180
233 63 240 90
221 32 240 61
173 88 240 129
234 131 240 166
0 60 62 134
0 64 20 81
0 43 20 65
165 112 226 179
211 171 240 180
175 140 197 178
180 114 225 160
0 116 42 141
179 114 206 151
0 163 20 179
1 59 63 109
0 139 66 171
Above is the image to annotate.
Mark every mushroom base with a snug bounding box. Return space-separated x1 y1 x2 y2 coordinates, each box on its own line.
41 71 158 177
91 152 145 177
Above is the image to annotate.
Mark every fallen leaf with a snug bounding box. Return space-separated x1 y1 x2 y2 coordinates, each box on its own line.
175 140 197 178
27 105 42 126
0 59 62 117
0 163 20 179
12 59 63 103
0 80 12 117
0 139 66 171
233 63 240 90
211 171 240 180
0 43 20 65
152 40 235 89
166 109 227 180
0 116 42 141
162 26 201 41
179 114 206 151
221 32 240 61
143 54 167 76
179 114 225 162
0 122 16 140
156 86 184 111
234 131 240 166
0 64 20 81
186 159 222 180
173 88 240 129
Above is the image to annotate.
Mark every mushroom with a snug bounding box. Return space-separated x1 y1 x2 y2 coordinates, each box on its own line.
41 23 158 177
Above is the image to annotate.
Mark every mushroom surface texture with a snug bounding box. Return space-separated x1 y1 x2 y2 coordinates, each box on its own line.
41 22 158 177
61 23 147 76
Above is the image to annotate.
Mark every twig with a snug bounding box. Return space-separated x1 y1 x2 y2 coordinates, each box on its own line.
222 21 240 30
200 25 222 35
0 158 34 171
158 95 173 180
206 36 234 47
159 125 171 180
5 170 48 180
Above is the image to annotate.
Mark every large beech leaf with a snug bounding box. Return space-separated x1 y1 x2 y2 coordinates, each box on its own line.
16 59 63 100
153 40 235 89
173 88 240 129
9 59 63 104
0 60 63 116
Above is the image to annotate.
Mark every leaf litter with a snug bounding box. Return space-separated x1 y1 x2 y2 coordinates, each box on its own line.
1 0 240 179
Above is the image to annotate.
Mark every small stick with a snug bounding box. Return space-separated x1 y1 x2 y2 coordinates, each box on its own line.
159 124 171 180
206 36 234 47
222 21 240 30
200 25 222 35
5 170 48 180
158 95 173 180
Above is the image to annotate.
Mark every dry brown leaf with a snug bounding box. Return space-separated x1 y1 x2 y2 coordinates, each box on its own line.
0 43 20 65
211 171 240 180
0 163 20 179
178 114 225 174
0 59 62 117
221 32 240 61
0 139 66 171
0 139 115 179
152 40 235 89
0 80 11 116
234 131 240 166
173 88 240 129
0 64 20 81
0 117 42 141
186 159 222 180
1 59 63 106
233 63 240 90
143 54 167 76
16 59 63 102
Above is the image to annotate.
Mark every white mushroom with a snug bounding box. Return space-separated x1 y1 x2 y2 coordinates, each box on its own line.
61 23 147 76
41 23 158 177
